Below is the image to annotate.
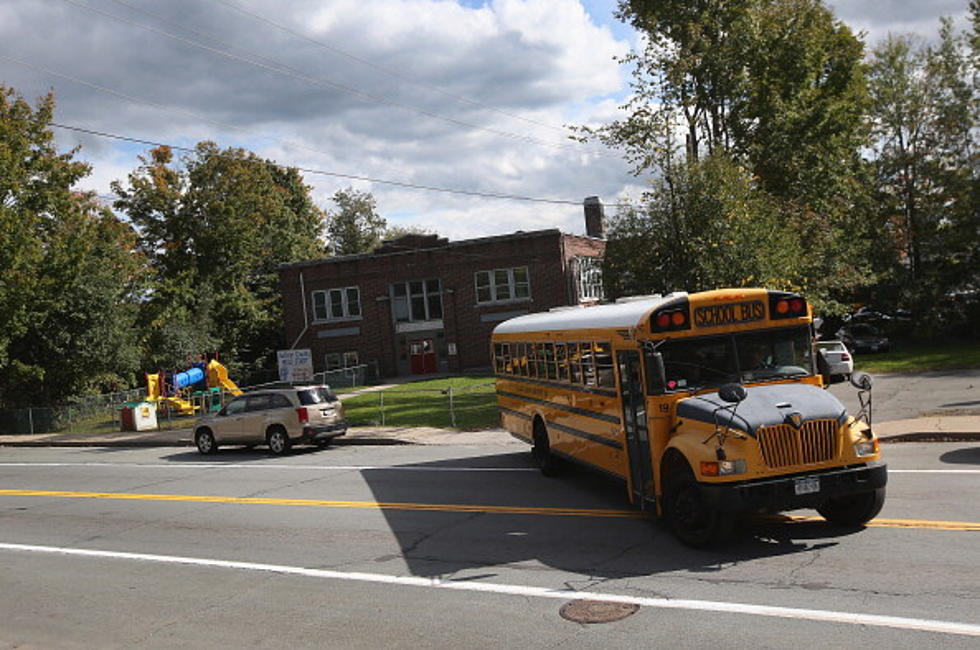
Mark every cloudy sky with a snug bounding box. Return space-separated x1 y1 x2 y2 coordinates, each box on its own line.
0 0 970 240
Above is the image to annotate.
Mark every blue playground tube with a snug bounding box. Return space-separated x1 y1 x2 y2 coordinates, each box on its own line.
172 367 205 390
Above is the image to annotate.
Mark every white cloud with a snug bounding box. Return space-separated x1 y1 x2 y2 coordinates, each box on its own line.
1 0 962 242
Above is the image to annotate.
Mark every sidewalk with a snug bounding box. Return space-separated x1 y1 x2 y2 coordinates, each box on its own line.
0 424 518 448
0 416 976 449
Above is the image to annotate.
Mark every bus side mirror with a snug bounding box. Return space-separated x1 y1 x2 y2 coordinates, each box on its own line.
850 371 873 390
648 351 666 393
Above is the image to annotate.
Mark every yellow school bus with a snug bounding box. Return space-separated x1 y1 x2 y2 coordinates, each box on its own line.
492 288 886 546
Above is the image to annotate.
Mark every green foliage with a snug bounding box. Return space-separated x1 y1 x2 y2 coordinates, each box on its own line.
0 87 143 407
324 187 388 255
112 142 326 380
867 21 978 334
604 154 810 303
590 1 874 312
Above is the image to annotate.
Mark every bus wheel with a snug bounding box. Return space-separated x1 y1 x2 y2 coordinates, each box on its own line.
817 487 885 526
663 467 734 548
531 421 559 477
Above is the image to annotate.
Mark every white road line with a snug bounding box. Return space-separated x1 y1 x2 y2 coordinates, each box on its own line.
888 470 980 474
0 462 535 472
1 463 977 474
1 542 978 637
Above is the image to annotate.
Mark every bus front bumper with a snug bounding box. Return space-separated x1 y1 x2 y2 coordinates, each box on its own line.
698 462 887 512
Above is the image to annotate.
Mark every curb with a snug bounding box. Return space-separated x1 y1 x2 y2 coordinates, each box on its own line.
0 436 416 449
880 432 980 443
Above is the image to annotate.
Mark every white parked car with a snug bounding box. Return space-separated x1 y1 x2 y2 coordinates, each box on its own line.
816 340 853 380
194 385 347 455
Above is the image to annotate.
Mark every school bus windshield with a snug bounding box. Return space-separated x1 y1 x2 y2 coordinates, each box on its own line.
648 326 814 394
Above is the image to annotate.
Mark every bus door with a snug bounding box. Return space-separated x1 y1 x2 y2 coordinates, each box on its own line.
617 350 653 507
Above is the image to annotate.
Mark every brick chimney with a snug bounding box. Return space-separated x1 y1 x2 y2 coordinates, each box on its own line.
583 196 605 239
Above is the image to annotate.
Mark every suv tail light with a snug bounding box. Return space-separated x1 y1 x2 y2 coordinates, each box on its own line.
295 407 309 424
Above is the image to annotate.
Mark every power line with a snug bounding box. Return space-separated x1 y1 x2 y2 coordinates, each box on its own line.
51 121 631 208
0 53 396 169
206 0 575 136
60 0 607 156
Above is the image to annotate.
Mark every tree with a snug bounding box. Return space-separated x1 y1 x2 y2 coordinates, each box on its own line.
324 187 387 256
867 20 978 333
603 154 807 300
113 143 325 379
0 86 143 406
579 1 873 312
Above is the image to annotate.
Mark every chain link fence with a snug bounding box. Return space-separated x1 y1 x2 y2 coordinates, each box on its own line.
0 366 373 435
343 381 498 430
0 387 148 435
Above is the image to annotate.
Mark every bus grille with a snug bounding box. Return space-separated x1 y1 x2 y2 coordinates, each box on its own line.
757 420 839 469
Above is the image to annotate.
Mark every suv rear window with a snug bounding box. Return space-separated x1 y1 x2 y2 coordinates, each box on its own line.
297 387 337 405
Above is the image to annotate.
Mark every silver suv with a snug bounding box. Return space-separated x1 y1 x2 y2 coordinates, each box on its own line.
194 385 347 455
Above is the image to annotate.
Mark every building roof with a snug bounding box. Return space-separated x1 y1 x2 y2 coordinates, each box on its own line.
279 227 589 271
492 293 688 334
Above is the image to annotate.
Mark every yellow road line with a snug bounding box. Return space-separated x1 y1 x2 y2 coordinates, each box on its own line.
765 514 980 532
2 489 978 531
0 489 646 519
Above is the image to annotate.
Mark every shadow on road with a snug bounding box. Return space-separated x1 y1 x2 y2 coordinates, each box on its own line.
939 446 980 465
361 453 861 580
160 446 331 462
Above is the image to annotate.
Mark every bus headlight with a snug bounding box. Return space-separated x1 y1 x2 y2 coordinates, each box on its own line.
700 459 747 477
854 440 880 457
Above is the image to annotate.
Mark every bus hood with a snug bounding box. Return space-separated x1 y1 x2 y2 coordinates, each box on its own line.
675 384 848 436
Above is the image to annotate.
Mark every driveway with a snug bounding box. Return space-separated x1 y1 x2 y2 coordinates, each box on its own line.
830 368 980 422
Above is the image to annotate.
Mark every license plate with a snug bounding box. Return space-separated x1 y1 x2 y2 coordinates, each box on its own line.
794 476 820 495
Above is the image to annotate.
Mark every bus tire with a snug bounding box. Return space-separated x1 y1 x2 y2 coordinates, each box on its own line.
663 465 734 548
817 487 885 526
531 420 559 477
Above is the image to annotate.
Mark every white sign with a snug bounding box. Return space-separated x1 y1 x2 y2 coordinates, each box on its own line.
277 349 314 382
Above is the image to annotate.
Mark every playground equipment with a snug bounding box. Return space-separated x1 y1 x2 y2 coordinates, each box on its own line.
146 357 242 416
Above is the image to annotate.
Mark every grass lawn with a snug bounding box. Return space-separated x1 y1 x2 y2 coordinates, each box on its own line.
342 376 498 430
853 340 980 374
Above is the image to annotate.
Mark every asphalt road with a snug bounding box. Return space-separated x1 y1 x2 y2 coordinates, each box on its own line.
829 368 980 422
1 441 978 648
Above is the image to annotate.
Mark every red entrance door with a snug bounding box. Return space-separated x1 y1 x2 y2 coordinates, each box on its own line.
409 339 437 374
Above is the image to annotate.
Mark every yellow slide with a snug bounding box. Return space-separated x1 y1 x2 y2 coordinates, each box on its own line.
145 374 198 414
207 360 242 396
161 396 197 415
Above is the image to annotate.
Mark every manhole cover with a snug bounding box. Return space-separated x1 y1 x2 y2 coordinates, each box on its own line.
559 599 639 624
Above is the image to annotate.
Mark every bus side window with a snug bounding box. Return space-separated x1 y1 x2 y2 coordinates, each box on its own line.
502 343 512 374
595 342 614 388
493 343 504 374
582 343 597 386
544 343 558 380
569 342 583 384
555 343 569 382
515 342 527 376
534 343 546 378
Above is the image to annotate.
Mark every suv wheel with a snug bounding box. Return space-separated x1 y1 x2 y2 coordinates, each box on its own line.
195 429 217 455
267 426 291 455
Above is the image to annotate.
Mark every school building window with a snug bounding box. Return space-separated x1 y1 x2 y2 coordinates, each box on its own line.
312 287 361 321
576 257 604 301
475 266 530 304
391 279 443 322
